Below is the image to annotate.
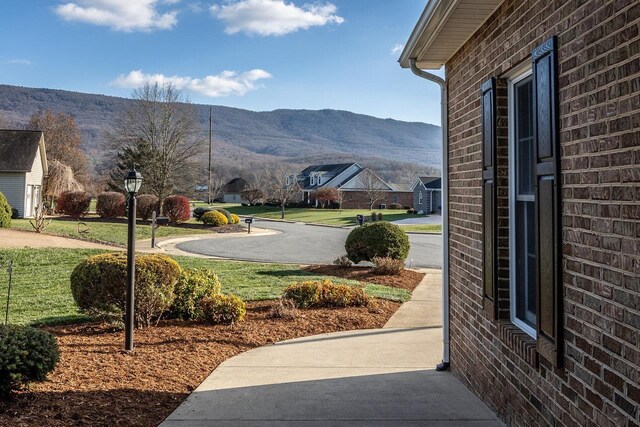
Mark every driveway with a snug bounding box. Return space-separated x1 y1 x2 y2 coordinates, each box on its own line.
177 219 442 268
392 215 442 225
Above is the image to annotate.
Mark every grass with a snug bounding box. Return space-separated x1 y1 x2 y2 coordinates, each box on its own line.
10 217 214 246
196 203 417 226
398 224 442 233
0 248 411 326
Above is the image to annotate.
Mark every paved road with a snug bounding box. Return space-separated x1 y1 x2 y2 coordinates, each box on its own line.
177 219 442 268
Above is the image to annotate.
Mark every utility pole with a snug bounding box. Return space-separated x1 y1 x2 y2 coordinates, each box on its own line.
208 106 213 204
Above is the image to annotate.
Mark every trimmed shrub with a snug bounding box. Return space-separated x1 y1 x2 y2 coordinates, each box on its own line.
137 194 159 221
96 192 126 218
345 222 410 263
200 294 246 324
70 253 181 327
0 325 59 399
216 208 233 223
230 214 240 224
193 207 212 221
407 208 416 214
389 203 403 210
372 256 405 275
377 212 383 221
0 192 11 228
11 208 18 219
162 195 191 224
171 268 222 320
333 254 352 268
201 210 228 226
56 191 91 218
283 280 370 308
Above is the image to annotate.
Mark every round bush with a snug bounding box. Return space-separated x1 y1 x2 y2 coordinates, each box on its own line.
56 191 91 218
162 195 191 224
388 203 403 210
230 214 240 224
201 210 228 226
0 325 59 399
136 194 159 221
345 222 410 263
193 207 212 221
200 293 246 324
216 208 233 223
0 192 12 228
171 268 222 320
70 253 181 327
96 192 126 218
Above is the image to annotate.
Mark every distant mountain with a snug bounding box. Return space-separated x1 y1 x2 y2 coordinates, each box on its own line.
0 84 441 177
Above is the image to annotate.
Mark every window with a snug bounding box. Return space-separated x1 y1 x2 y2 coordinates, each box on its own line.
418 191 423 204
317 176 322 185
393 194 399 203
509 68 536 337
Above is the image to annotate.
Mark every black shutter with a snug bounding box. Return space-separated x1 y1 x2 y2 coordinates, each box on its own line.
481 77 498 319
532 36 562 367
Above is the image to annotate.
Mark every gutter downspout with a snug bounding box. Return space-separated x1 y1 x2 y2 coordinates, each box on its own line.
410 58 450 371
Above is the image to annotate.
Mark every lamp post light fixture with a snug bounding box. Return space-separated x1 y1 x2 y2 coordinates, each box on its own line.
124 166 143 351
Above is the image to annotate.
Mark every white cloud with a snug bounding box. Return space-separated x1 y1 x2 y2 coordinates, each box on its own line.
390 43 403 55
112 69 273 96
210 0 344 36
54 0 179 32
5 59 32 65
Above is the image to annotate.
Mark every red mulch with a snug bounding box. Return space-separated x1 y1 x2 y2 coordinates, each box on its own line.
0 300 400 427
303 265 425 291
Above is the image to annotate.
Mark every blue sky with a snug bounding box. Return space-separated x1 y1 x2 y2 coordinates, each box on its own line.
0 1 442 124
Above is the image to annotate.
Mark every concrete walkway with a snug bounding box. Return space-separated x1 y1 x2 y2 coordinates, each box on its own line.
0 228 119 250
161 271 503 426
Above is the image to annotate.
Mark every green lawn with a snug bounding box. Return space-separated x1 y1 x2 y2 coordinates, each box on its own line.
10 217 213 246
398 224 442 233
0 248 411 326
197 203 417 226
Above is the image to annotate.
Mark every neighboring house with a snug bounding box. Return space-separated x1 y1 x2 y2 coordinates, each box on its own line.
222 177 249 203
401 1 639 426
298 163 412 209
411 176 441 214
0 130 47 218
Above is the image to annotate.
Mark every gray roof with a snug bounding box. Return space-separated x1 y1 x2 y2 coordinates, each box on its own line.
390 183 412 192
223 177 248 193
0 130 43 172
299 163 355 176
419 176 441 189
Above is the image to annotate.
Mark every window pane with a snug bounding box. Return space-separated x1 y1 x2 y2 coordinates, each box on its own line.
515 200 536 329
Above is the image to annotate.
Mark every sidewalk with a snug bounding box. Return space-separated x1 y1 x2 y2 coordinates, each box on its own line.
0 228 119 250
161 271 503 426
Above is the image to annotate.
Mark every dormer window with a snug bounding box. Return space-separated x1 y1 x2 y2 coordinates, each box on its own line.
317 176 322 185
310 175 315 185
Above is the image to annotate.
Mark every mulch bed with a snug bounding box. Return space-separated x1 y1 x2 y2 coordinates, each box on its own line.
302 265 425 291
0 300 400 427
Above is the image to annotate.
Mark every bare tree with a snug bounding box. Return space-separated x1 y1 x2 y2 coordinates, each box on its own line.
361 169 388 210
0 111 12 128
240 188 265 205
208 175 226 203
265 166 301 219
43 159 83 210
336 189 345 212
108 83 204 210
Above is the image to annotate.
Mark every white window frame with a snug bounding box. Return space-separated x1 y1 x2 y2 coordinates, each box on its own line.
508 64 537 339
418 191 423 204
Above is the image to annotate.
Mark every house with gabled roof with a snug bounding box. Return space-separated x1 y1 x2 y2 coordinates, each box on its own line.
0 130 47 218
411 176 442 214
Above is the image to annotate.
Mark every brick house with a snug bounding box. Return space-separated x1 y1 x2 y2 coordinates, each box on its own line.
400 1 639 426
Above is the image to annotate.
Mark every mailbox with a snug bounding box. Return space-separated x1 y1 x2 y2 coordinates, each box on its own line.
244 218 253 224
156 216 170 226
356 214 364 226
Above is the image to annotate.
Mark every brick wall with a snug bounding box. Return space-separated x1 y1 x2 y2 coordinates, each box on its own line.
445 0 639 425
339 191 412 210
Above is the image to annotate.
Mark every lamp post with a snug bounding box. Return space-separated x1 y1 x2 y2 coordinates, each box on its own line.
124 166 143 351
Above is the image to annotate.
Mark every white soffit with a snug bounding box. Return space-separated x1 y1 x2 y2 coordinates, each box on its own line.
400 0 504 69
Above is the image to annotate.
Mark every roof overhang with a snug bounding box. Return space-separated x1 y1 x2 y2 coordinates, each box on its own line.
399 0 504 69
38 133 48 176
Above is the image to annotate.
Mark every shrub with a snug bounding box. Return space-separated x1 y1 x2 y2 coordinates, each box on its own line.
345 222 410 263
56 191 91 218
372 256 405 275
201 210 228 226
216 208 233 223
70 253 181 327
377 212 383 221
11 208 18 219
389 203 403 210
193 207 212 221
137 194 159 221
230 214 240 224
269 298 297 319
162 195 191 224
200 293 246 324
96 192 126 218
0 192 11 228
171 268 222 320
333 254 352 268
0 325 59 399
407 208 416 214
283 280 370 308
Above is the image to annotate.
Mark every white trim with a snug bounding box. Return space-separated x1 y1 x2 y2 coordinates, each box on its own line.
508 66 537 339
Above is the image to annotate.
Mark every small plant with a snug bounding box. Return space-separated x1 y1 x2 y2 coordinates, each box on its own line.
216 208 233 223
389 203 403 209
56 191 91 218
282 281 319 308
377 212 383 221
230 213 240 224
200 293 246 324
370 212 377 222
269 298 298 319
137 194 159 221
407 208 416 214
333 254 352 268
201 210 228 226
283 280 370 308
29 205 51 233
193 207 212 221
0 325 60 399
171 268 222 320
345 222 410 263
162 195 191 224
0 192 11 228
96 192 126 218
372 256 405 275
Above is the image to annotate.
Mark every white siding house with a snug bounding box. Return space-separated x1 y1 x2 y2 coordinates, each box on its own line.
0 130 47 218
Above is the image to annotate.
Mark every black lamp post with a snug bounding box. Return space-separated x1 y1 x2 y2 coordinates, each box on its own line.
124 166 143 351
